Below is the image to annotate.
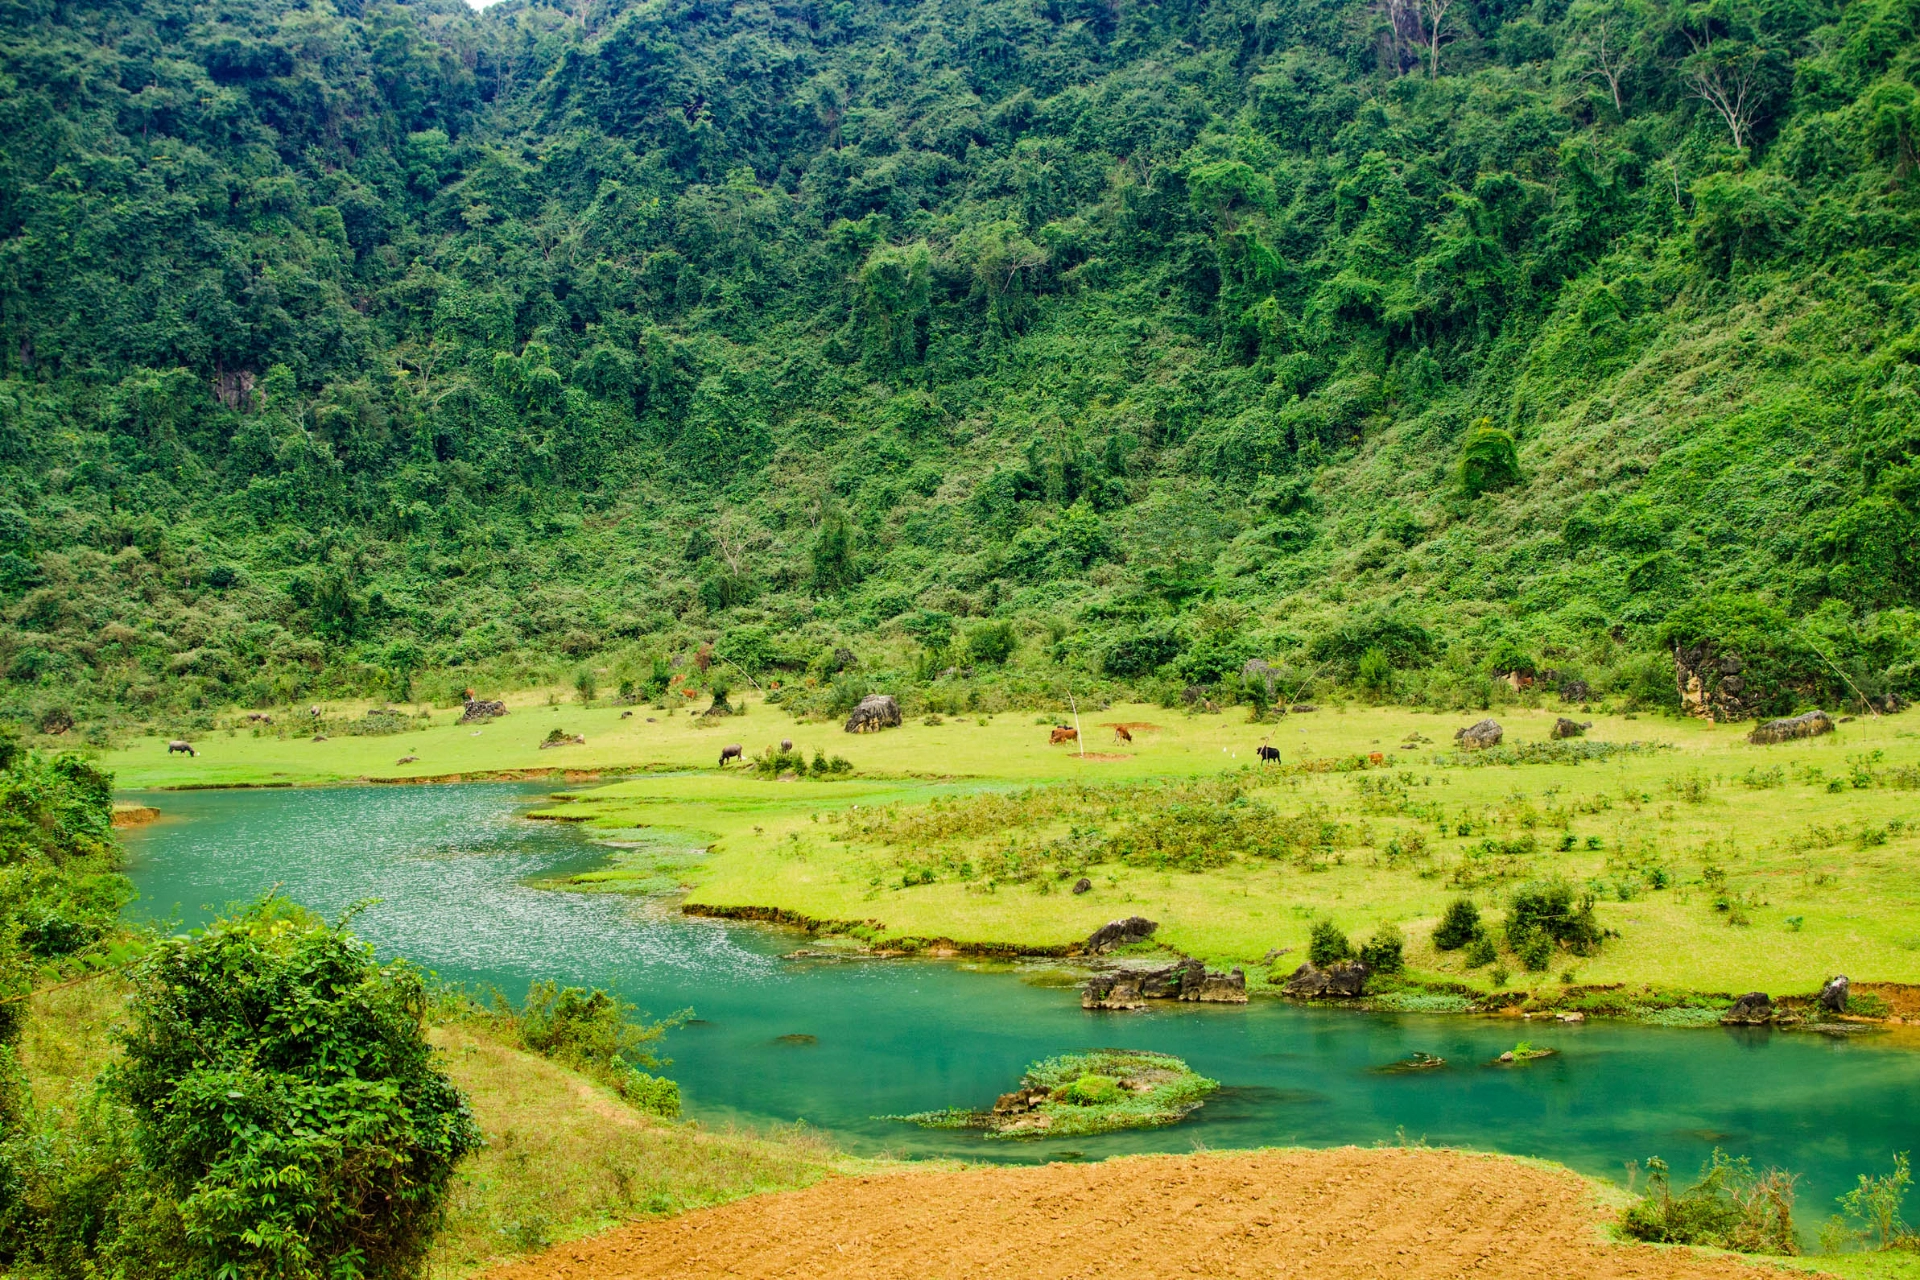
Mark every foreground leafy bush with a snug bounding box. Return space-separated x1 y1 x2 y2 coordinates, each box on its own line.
109 898 482 1279
1308 919 1352 967
1620 1152 1799 1255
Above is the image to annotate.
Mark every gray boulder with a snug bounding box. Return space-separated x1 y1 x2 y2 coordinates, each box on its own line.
1455 719 1504 750
843 694 902 733
1723 991 1774 1025
1550 717 1592 739
1750 710 1835 745
459 697 508 724
1559 679 1592 704
1818 974 1850 1015
1084 916 1157 953
1071 877 1092 895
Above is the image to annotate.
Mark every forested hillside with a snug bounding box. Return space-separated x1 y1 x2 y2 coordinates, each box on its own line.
3 0 1919 731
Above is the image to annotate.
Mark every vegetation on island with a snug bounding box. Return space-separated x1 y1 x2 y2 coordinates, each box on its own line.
5 0 1920 745
890 1049 1218 1138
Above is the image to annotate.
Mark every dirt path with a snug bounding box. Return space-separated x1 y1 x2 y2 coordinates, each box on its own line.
487 1147 1781 1280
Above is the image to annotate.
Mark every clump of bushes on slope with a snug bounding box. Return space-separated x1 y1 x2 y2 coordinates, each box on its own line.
1620 1152 1799 1255
2 896 483 1279
503 981 685 1118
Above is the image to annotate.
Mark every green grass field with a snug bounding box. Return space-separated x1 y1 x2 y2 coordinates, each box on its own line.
104 696 1920 1000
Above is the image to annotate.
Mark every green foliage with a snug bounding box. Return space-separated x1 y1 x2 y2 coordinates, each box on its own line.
1308 919 1353 967
1458 422 1522 499
1619 1152 1800 1255
1831 1152 1915 1252
108 898 483 1279
1432 897 1482 951
6 0 1920 729
1358 924 1405 974
1056 1074 1123 1106
965 621 1019 667
1507 878 1606 956
512 981 683 1118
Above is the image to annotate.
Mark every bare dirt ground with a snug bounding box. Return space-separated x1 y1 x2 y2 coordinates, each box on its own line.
486 1146 1781 1280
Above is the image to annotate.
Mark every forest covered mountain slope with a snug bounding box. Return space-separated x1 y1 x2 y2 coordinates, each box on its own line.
3 0 1919 730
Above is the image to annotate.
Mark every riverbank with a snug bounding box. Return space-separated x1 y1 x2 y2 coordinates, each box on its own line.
481 1145 1828 1280
19 975 901 1279
103 699 1920 1008
510 704 1920 1002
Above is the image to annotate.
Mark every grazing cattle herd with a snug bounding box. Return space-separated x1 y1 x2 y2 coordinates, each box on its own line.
1048 726 1079 745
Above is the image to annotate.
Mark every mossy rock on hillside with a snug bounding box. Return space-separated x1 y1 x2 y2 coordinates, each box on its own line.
887 1049 1218 1139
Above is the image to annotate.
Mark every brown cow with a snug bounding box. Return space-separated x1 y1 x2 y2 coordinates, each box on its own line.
1113 726 1133 744
719 743 743 766
1049 727 1078 745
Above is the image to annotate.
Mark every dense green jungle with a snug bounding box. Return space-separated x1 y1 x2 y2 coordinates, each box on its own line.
4 0 1920 734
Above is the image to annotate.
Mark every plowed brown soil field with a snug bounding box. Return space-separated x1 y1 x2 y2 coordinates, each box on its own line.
486 1146 1788 1280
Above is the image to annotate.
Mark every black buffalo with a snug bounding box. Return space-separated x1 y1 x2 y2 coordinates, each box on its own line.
1256 745 1281 763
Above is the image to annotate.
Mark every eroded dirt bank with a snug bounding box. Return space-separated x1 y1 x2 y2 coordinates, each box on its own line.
486 1146 1774 1280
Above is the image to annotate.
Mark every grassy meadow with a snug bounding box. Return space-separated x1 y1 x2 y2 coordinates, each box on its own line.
102 694 1920 998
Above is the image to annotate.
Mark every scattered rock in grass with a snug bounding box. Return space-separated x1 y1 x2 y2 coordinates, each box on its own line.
1748 709 1833 745
844 693 902 733
1723 992 1774 1025
539 730 585 749
459 697 508 724
1818 975 1849 1014
1455 718 1504 750
1071 877 1092 894
1282 960 1370 998
312 735 327 742
1559 679 1592 703
1084 916 1157 953
1290 704 1318 712
1550 717 1592 739
396 755 418 764
620 711 633 719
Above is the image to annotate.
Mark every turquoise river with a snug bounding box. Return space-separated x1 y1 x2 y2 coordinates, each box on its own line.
119 782 1920 1231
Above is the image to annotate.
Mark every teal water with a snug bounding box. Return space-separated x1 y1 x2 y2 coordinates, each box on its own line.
120 783 1920 1226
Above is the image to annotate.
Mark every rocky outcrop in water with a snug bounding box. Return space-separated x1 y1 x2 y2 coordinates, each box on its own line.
1723 992 1774 1025
1081 959 1247 1009
1282 960 1370 998
1084 916 1157 953
1749 710 1834 745
1454 719 1503 750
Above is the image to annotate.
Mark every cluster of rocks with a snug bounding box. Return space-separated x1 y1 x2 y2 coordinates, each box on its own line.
1721 975 1852 1026
1280 960 1371 998
991 1086 1054 1116
1082 958 1248 1009
1550 717 1592 739
459 697 508 724
538 732 585 749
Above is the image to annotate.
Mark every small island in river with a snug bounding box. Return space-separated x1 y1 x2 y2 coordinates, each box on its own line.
888 1049 1218 1139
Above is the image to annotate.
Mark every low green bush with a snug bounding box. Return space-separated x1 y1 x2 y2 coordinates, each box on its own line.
1432 897 1481 950
512 981 684 1117
1619 1152 1799 1255
1358 924 1405 974
1308 919 1352 967
1506 878 1604 956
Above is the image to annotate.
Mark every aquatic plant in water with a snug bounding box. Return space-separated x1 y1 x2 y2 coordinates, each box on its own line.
886 1049 1218 1139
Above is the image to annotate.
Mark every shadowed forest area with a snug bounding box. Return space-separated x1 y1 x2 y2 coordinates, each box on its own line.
4 0 1920 733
